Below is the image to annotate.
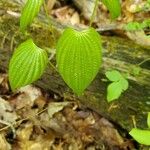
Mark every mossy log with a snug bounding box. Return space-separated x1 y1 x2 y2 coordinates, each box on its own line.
0 0 150 132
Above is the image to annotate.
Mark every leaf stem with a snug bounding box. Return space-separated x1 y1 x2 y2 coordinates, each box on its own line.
89 0 99 27
131 115 137 128
48 61 58 72
137 58 150 66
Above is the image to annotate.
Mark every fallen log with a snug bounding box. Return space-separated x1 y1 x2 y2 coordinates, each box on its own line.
0 0 150 133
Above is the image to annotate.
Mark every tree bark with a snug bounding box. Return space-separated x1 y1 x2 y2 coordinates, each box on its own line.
0 0 150 132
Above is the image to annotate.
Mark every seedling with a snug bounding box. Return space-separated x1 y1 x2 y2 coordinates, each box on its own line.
129 113 150 146
124 19 150 31
105 70 129 102
8 0 121 95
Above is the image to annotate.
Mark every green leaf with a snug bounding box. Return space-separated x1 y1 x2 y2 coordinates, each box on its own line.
107 82 122 102
148 112 150 128
119 78 129 91
105 70 122 82
20 0 44 32
129 128 150 146
9 39 48 90
124 22 142 31
56 27 102 95
132 66 141 76
106 70 129 102
102 0 121 19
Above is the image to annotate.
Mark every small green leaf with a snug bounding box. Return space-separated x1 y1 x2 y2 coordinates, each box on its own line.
102 0 121 19
124 22 142 31
132 66 141 76
105 70 122 82
20 0 44 32
56 27 102 95
119 78 129 91
107 82 122 102
9 39 48 90
129 128 150 146
106 70 129 102
147 112 150 128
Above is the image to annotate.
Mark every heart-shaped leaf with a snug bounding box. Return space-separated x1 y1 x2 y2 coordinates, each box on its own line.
20 0 44 32
129 128 150 145
107 82 122 102
102 0 121 19
9 39 48 90
119 78 128 91
105 70 122 82
56 27 102 95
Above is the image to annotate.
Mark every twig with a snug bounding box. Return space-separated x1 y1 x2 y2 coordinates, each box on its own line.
138 58 150 66
48 61 58 72
89 0 99 27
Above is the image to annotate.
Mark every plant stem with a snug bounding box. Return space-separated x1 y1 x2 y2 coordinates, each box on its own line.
89 0 99 27
138 58 150 66
48 61 58 72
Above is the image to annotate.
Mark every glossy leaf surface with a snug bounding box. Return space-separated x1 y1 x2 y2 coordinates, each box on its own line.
56 27 102 95
129 128 150 145
20 0 44 31
102 0 121 19
9 39 48 90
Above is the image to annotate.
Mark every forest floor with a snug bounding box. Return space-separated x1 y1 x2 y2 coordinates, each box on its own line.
0 0 150 149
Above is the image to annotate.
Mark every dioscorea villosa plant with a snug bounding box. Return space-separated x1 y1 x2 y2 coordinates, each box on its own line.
8 0 121 95
8 0 150 146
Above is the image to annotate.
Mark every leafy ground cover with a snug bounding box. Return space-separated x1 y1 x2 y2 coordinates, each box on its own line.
0 0 149 149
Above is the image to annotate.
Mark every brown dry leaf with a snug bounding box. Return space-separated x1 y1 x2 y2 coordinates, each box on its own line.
52 6 70 21
16 122 54 150
48 102 71 118
70 12 80 25
0 74 9 94
18 132 54 150
100 126 124 146
126 1 146 13
38 112 51 129
16 122 33 141
20 107 39 124
10 92 33 110
0 133 11 150
10 85 43 110
0 97 18 124
34 96 46 110
126 30 150 48
52 6 80 25
73 0 95 20
47 0 56 11
98 118 124 146
18 85 42 103
52 141 64 150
